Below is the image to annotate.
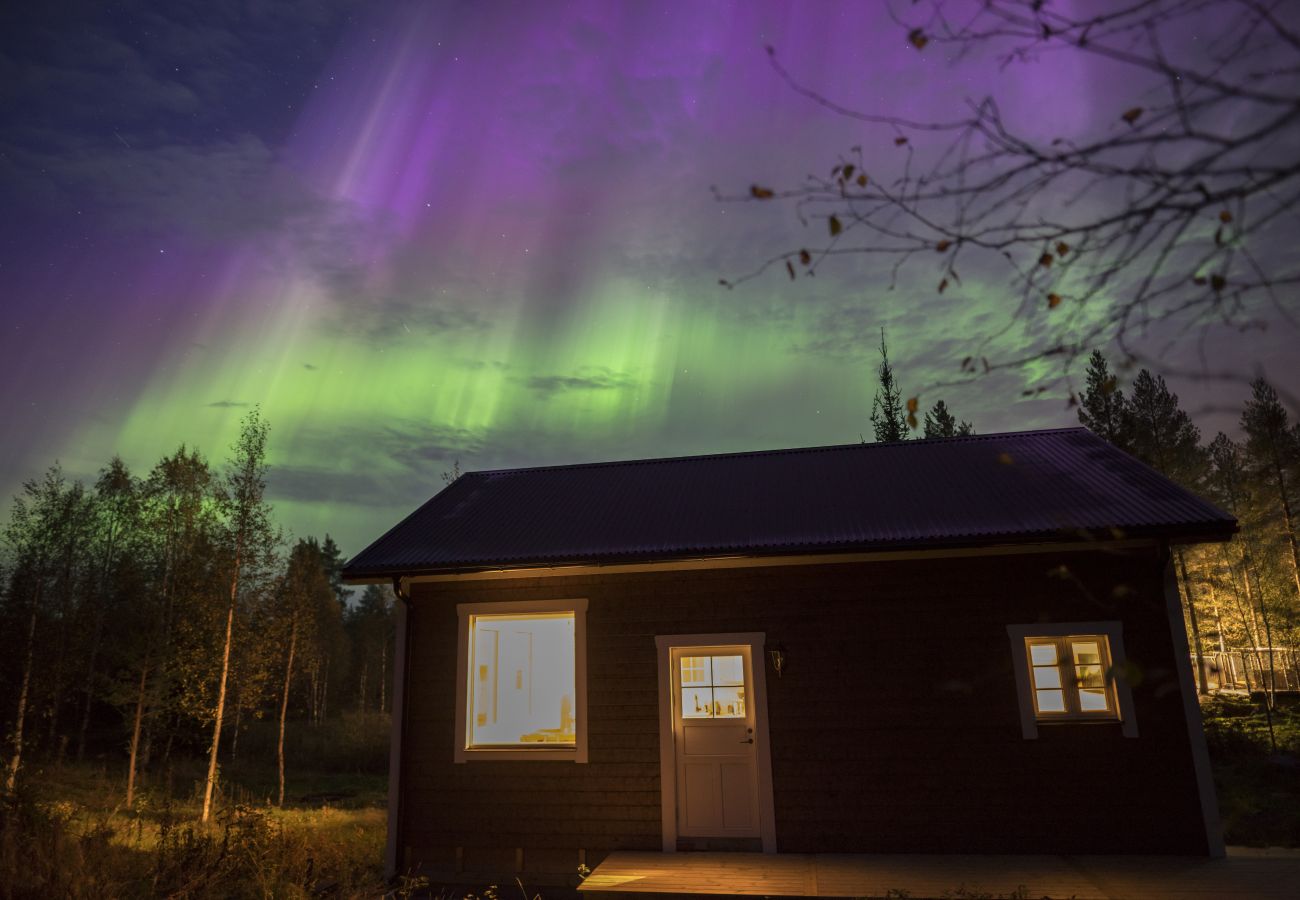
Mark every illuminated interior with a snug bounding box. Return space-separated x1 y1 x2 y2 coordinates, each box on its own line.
468 612 575 747
680 654 746 719
1027 635 1115 718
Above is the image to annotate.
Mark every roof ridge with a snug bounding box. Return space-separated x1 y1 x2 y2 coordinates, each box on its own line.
463 427 1093 478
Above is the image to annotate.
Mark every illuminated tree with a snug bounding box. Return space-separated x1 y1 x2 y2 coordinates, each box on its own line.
1241 378 1300 600
1126 369 1210 692
201 408 277 823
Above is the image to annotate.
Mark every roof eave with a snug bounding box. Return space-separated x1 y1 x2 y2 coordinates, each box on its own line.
341 521 1236 583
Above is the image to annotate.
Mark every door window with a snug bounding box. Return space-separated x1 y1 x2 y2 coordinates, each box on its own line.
680 654 746 719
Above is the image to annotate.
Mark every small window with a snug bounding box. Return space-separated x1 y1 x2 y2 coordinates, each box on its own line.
1025 635 1115 718
1007 621 1137 739
455 599 588 761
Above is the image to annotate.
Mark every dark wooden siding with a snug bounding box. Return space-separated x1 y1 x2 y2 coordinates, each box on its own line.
397 546 1210 883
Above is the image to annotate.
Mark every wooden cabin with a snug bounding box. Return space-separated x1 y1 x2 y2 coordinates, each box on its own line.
341 428 1236 888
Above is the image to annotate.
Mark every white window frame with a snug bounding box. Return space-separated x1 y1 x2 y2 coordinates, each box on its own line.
454 598 588 762
1007 621 1138 739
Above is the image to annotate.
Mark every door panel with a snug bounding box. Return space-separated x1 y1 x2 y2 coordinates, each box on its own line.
720 763 756 828
682 763 718 829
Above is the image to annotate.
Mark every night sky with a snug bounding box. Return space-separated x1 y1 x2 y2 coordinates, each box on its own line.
3 1 1296 557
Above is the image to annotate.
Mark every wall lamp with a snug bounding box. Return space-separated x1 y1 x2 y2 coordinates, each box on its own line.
767 644 786 678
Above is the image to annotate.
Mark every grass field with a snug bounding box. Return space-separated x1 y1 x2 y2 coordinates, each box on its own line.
0 759 390 899
1 698 1296 899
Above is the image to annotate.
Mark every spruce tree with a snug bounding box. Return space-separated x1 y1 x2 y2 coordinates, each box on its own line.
923 400 975 438
869 329 910 442
1077 350 1133 452
319 534 351 608
923 400 956 439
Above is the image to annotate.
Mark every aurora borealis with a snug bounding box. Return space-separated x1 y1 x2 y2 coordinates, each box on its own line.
3 1 1297 557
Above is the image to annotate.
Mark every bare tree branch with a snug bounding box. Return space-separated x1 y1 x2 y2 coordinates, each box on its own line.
721 0 1300 407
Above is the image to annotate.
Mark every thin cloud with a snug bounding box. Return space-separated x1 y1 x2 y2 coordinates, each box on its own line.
523 369 639 396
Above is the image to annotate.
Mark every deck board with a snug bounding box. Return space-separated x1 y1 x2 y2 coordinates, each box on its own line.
578 848 1300 897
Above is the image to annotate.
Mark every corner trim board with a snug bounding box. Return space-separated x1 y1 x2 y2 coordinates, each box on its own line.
1162 553 1226 857
384 580 410 879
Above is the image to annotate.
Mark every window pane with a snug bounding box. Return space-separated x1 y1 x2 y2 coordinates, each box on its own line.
1072 641 1102 665
1029 643 1057 666
1079 688 1110 711
713 685 746 718
680 656 710 686
681 686 714 718
1075 664 1105 688
469 613 575 747
711 655 745 687
1036 689 1066 712
1031 665 1061 689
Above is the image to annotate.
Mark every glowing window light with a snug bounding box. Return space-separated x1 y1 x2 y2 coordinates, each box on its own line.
1025 635 1117 720
680 654 746 718
467 612 575 747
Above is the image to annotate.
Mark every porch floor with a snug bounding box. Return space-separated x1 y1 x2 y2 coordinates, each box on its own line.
577 847 1300 898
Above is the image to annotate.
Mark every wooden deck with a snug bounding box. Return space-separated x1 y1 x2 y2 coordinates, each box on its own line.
578 848 1300 898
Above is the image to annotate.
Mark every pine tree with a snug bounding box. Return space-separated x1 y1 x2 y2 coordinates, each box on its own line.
348 584 396 713
275 538 330 806
1126 369 1214 693
1208 431 1280 723
1240 378 1300 600
1077 350 1133 452
1128 370 1207 489
870 329 910 442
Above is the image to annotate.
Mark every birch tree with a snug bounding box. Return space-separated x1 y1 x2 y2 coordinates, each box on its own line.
201 409 276 823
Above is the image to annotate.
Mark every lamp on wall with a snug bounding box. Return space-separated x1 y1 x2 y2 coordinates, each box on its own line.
767 644 786 678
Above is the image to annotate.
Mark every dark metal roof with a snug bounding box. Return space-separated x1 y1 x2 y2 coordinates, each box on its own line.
342 428 1236 580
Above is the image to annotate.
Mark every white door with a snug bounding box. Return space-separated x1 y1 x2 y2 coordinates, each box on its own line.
671 645 760 838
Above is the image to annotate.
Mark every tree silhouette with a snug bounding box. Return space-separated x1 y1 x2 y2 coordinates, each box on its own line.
922 399 974 438
1077 350 1134 452
870 329 911 442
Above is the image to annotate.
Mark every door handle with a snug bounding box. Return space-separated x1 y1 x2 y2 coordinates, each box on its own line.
739 737 754 744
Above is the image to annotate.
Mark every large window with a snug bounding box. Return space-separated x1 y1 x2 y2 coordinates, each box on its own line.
1007 621 1137 739
455 598 587 761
